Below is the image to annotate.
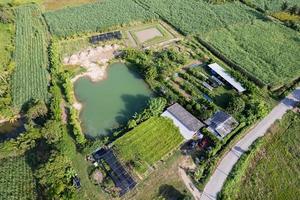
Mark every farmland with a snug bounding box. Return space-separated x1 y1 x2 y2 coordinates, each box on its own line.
135 0 259 35
113 117 183 175
0 156 37 200
220 111 300 200
44 0 157 37
201 20 300 87
248 0 300 11
12 5 49 107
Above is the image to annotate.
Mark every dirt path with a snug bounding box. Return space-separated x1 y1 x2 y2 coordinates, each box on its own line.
178 156 201 200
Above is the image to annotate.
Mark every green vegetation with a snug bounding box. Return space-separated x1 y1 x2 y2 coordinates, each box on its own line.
0 156 37 200
44 0 157 37
220 111 300 199
201 20 300 87
12 5 49 107
136 0 258 35
0 5 15 119
247 0 299 11
114 117 183 175
124 152 191 200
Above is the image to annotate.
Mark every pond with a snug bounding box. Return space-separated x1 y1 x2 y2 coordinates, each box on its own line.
0 119 26 142
74 63 152 138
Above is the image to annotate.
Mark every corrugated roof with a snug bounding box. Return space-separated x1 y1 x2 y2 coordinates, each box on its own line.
208 111 238 137
167 103 204 132
208 63 246 93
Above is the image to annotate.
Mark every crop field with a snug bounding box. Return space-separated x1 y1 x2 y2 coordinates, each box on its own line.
44 0 157 37
42 0 97 10
113 117 183 175
248 0 300 11
135 0 259 35
12 5 49 107
221 111 300 200
201 20 300 87
0 156 37 200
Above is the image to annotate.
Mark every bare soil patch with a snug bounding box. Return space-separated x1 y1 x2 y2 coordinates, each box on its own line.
135 27 163 43
63 44 120 83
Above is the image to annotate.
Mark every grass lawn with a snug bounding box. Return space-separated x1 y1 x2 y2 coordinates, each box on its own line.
0 156 37 200
124 151 191 200
220 111 300 200
113 117 184 175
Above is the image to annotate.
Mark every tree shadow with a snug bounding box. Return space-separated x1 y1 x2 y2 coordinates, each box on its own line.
115 94 151 125
158 184 188 200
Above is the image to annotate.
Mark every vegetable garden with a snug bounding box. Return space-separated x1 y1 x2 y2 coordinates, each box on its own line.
0 156 37 200
12 5 49 107
113 117 183 175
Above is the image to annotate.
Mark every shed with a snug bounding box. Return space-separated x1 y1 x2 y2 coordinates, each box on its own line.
162 103 204 140
208 63 246 93
206 111 238 138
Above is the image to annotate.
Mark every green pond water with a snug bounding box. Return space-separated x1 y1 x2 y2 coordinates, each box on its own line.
74 63 152 137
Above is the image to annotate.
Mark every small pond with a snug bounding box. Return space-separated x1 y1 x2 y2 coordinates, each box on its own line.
0 119 26 142
74 62 152 137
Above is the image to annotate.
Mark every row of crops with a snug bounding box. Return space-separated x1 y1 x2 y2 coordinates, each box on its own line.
0 156 37 200
135 0 259 35
12 5 49 107
44 0 158 37
248 0 300 11
201 20 300 87
113 117 183 174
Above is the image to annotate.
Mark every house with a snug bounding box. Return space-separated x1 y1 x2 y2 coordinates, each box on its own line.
161 103 205 140
205 111 238 138
208 63 246 93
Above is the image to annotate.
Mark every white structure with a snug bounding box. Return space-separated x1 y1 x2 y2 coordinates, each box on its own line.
162 103 204 140
208 63 246 93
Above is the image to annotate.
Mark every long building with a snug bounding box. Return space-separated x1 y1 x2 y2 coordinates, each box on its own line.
208 63 246 93
162 103 204 140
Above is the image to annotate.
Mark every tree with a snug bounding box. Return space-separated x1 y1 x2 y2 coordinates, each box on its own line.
226 95 245 115
148 97 167 117
41 120 62 144
281 1 289 11
25 100 48 121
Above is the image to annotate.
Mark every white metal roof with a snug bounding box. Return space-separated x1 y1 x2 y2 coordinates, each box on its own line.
208 63 246 93
162 110 196 140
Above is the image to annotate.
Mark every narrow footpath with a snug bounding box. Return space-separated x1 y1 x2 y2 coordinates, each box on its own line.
200 87 300 200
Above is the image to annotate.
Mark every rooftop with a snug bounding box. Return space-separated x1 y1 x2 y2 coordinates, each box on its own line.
208 63 246 93
166 103 204 132
206 111 238 138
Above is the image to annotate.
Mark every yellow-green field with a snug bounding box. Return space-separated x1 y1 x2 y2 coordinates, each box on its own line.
113 117 183 175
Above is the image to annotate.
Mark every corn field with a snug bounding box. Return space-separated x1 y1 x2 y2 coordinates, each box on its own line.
12 5 49 107
0 156 37 200
44 0 157 37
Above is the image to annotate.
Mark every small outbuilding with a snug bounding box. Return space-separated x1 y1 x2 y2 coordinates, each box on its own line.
162 103 204 140
208 63 246 93
205 111 238 138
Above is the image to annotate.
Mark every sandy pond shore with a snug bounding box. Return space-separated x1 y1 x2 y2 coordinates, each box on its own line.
63 44 121 111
